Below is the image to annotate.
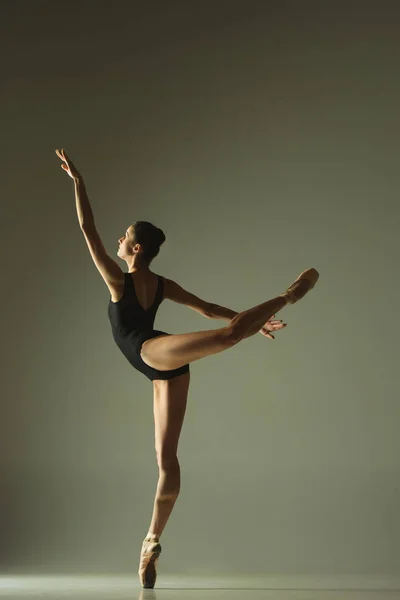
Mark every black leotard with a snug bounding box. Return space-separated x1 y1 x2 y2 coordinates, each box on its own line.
107 272 190 382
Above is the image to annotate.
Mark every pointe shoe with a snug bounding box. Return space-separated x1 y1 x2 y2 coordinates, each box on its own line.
281 268 319 304
138 536 162 589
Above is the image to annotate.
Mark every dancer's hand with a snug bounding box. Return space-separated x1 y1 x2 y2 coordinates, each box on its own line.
259 315 287 340
55 149 82 180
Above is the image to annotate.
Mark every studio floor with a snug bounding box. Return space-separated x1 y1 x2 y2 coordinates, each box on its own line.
1 576 399 600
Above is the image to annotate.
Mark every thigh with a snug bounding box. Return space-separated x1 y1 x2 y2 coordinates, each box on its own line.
152 372 190 459
141 326 234 372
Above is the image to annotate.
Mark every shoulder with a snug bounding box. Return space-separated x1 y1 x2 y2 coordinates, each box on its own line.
158 274 169 292
109 272 127 303
156 274 166 297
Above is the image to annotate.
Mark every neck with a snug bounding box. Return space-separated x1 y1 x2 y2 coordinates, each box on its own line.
126 258 150 273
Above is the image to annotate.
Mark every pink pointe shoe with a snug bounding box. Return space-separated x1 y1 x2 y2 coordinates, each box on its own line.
281 268 320 304
138 536 162 589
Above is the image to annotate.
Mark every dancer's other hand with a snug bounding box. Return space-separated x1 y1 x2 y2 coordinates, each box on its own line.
55 149 82 180
259 315 287 340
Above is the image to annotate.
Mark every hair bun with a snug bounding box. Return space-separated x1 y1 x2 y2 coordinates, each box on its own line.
157 228 166 245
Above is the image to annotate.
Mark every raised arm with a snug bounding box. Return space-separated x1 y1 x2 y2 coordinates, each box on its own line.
55 149 124 294
55 148 95 228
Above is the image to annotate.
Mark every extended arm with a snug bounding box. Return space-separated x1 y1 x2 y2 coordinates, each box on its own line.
75 176 124 290
207 302 287 341
205 303 238 321
163 277 238 321
56 148 94 228
55 149 123 292
74 176 95 229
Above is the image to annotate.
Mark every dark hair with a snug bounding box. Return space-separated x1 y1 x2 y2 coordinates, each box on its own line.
132 221 166 264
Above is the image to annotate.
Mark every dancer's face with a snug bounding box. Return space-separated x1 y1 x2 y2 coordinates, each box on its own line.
117 225 143 261
117 225 134 258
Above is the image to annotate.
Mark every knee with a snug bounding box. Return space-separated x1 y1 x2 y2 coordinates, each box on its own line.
156 450 180 473
156 453 181 499
224 322 244 344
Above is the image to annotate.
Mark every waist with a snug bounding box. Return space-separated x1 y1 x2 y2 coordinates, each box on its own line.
108 310 154 336
110 324 147 339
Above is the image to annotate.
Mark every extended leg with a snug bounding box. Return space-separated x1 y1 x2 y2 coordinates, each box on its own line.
140 294 287 371
227 268 319 342
229 295 287 341
140 268 319 371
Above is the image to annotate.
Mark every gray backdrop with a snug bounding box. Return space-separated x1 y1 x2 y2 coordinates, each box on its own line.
1 0 399 578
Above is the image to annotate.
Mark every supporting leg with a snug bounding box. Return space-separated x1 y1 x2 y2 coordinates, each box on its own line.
138 459 181 589
147 458 181 538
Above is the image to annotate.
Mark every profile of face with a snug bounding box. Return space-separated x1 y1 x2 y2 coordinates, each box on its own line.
118 225 135 259
117 225 145 262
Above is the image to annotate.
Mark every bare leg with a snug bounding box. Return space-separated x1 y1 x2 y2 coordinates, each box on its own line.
140 295 287 372
147 374 189 538
144 298 287 537
147 457 181 537
138 373 190 588
230 268 319 341
143 297 289 539
141 268 319 371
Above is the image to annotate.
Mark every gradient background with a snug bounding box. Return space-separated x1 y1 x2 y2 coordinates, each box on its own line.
1 0 399 580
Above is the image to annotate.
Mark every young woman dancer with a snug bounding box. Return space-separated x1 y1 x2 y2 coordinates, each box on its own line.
55 149 319 588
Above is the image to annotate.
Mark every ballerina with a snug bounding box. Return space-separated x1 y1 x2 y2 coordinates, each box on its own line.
55 148 319 588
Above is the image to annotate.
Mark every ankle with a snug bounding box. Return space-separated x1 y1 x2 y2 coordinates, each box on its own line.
145 531 160 541
279 293 290 305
